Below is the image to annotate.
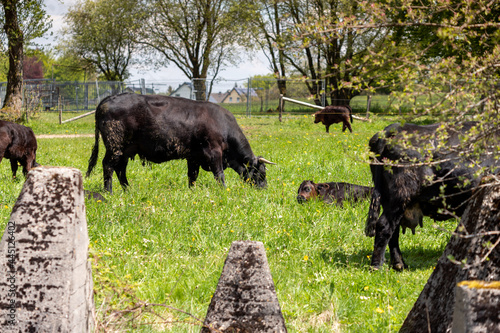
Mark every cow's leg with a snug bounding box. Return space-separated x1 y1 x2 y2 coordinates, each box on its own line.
102 151 118 193
325 124 330 133
388 227 407 271
204 147 226 187
343 120 353 133
10 159 19 179
346 121 353 133
365 189 381 237
115 157 129 189
370 212 398 269
187 159 200 187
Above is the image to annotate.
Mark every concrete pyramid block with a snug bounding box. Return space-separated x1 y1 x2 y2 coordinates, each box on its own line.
0 167 94 332
202 240 287 332
452 281 500 333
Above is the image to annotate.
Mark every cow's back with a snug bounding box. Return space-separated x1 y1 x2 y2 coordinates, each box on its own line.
95 93 251 161
0 120 37 151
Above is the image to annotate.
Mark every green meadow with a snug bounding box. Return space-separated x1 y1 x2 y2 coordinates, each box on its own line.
0 111 454 332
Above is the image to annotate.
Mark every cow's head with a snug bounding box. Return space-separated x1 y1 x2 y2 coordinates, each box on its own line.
313 112 322 124
244 156 275 188
297 180 320 203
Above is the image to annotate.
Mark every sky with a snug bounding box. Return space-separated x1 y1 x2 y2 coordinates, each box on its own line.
36 0 271 89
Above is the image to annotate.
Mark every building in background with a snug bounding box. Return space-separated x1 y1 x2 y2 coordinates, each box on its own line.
170 82 193 99
220 87 258 104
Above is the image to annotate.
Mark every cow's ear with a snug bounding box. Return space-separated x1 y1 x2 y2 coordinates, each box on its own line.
317 183 330 192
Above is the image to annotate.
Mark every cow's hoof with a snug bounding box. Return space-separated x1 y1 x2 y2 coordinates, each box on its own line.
364 225 376 237
392 262 408 271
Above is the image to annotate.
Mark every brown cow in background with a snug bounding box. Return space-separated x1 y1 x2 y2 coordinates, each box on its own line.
0 120 39 178
314 105 353 133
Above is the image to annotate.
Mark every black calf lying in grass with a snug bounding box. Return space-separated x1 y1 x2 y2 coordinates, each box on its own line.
297 180 372 206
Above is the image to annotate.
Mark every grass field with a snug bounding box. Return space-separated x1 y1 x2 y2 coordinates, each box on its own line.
0 110 455 332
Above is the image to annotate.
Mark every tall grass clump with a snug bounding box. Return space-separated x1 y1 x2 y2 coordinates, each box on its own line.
0 111 454 332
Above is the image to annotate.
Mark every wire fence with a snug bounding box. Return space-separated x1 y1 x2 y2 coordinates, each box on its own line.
0 77 330 116
1 77 478 118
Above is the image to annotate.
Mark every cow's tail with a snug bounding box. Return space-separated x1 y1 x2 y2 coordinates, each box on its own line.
86 123 100 178
365 164 382 237
348 105 353 123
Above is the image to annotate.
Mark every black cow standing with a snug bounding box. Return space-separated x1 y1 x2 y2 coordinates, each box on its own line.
365 121 499 271
0 120 39 178
297 180 372 206
314 105 353 133
86 93 275 193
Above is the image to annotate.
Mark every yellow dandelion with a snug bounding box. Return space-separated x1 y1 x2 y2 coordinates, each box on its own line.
230 230 234 233
364 286 369 291
226 188 231 192
303 255 309 261
388 305 394 310
4 205 8 209
375 307 384 313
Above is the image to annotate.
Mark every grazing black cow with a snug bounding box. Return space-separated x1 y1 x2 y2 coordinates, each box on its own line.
86 93 275 193
314 105 353 133
365 121 499 271
0 120 39 178
297 180 373 206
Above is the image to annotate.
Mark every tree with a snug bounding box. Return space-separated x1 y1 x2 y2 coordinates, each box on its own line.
60 0 142 82
253 0 389 107
137 0 255 101
252 1 288 112
0 0 50 120
23 55 43 79
400 180 500 332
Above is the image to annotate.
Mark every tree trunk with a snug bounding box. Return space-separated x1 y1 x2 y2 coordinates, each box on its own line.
1 0 24 121
400 180 500 333
193 79 207 101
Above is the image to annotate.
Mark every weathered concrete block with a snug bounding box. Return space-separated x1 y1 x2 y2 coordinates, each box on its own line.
0 167 94 332
202 240 287 333
452 281 500 333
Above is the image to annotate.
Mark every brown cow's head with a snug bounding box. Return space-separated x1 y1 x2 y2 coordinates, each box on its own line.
313 112 323 124
297 180 320 203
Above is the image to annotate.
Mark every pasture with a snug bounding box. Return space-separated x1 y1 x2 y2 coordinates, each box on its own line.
0 111 454 332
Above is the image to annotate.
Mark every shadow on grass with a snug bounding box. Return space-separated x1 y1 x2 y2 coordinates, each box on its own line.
319 245 445 271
